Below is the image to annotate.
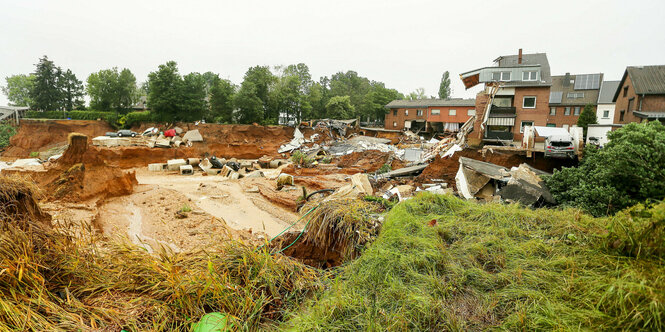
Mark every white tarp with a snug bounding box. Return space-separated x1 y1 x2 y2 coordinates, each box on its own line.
278 128 305 153
534 126 570 138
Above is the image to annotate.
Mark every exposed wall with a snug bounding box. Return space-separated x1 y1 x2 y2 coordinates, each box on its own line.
596 103 615 125
513 86 551 141
383 107 427 130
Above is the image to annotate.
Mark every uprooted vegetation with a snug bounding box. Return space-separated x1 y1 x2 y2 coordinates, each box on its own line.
286 193 665 331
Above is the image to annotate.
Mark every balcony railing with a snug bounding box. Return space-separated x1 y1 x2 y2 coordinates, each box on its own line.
490 106 516 114
484 131 514 140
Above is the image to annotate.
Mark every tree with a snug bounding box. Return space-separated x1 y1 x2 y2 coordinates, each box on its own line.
233 81 264 124
359 83 403 123
438 71 451 99
272 64 313 123
60 69 85 110
405 88 427 100
30 56 63 111
181 72 208 121
577 104 597 137
87 68 138 112
241 66 276 123
2 74 35 107
147 61 183 121
209 78 236 123
544 121 665 216
325 95 354 119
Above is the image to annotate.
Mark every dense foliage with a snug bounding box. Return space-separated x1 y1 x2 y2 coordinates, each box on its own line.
577 103 597 137
87 67 139 113
545 121 665 216
25 110 118 124
0 123 17 149
29 56 85 111
1 74 34 107
438 71 451 99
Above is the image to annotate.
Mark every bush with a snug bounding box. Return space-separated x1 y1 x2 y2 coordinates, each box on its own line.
0 123 17 149
24 110 119 127
121 111 153 128
545 121 665 216
291 151 313 167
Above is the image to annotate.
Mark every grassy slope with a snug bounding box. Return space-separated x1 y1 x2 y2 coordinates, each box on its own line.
285 193 664 331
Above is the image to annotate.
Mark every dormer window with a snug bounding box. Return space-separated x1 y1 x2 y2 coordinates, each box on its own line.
492 71 511 81
522 71 537 81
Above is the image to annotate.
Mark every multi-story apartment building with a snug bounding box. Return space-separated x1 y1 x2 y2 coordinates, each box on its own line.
460 49 552 143
613 65 665 124
548 73 603 130
383 99 476 133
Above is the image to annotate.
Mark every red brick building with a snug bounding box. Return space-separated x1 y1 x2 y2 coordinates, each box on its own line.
548 73 603 129
613 65 665 124
460 50 553 142
384 99 476 133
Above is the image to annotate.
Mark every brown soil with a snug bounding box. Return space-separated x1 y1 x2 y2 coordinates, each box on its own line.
416 149 578 190
272 231 343 268
3 120 112 157
336 150 404 173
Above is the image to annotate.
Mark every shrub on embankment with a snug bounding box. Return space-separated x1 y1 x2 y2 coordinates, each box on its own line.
285 193 665 331
23 110 156 129
0 122 17 149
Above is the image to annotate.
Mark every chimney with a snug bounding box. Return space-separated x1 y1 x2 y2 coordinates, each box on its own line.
563 72 571 87
518 48 523 64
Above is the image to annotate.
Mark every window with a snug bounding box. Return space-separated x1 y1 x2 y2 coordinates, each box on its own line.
550 107 556 116
546 123 556 127
393 121 397 127
603 110 609 118
392 110 397 116
493 71 511 81
431 109 440 115
523 96 536 108
417 109 423 116
620 110 625 121
564 107 571 115
467 109 476 116
520 121 534 133
449 109 456 116
522 71 537 81
623 86 628 97
405 110 409 116
628 98 634 111
567 92 584 98
574 107 581 116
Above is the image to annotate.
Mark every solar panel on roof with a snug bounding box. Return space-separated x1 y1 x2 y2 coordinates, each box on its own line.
575 74 601 90
549 91 563 103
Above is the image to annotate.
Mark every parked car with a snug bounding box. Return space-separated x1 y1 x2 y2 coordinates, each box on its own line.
117 130 138 137
105 132 118 137
544 135 575 159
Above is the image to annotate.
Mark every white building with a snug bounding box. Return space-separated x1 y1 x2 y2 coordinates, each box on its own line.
596 80 620 124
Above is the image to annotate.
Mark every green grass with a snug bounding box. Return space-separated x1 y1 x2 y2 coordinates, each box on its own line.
284 193 665 331
0 123 17 149
180 204 192 213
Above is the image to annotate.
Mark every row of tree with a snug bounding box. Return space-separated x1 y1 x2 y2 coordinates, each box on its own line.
2 56 453 124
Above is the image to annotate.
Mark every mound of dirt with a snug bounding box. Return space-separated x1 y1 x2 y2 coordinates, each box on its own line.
336 150 392 172
25 133 137 202
3 120 112 157
0 175 50 224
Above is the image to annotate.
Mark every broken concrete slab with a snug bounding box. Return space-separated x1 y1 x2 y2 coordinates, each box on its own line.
180 165 194 175
182 129 203 143
244 170 265 178
167 159 187 171
350 173 373 195
11 158 41 167
155 138 172 148
278 128 305 153
148 163 167 172
174 126 184 135
221 165 235 177
376 164 427 179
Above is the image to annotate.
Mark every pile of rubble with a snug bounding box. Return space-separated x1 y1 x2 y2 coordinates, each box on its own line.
92 126 204 149
147 155 289 179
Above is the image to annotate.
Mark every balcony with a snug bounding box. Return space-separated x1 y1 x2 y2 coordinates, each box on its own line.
484 131 514 141
490 106 516 115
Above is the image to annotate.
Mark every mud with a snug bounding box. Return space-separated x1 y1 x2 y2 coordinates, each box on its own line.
4 120 112 157
336 150 405 173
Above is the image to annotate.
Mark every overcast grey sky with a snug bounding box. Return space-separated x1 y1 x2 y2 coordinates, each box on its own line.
2 0 665 106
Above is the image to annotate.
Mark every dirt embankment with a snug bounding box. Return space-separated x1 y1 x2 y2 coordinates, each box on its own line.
416 149 578 189
336 150 406 173
3 120 113 157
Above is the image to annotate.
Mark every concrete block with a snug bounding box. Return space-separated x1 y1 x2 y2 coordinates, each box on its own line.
182 129 203 142
205 168 222 175
180 164 194 175
167 159 187 171
155 138 171 148
174 126 184 135
220 165 234 177
229 172 240 180
187 158 200 166
148 163 166 172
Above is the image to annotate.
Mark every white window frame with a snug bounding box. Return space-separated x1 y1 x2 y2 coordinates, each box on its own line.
393 121 397 127
522 71 537 81
550 107 556 115
448 109 456 116
520 121 534 133
417 109 423 116
523 96 536 109
431 109 440 115
603 110 609 118
467 109 476 116
500 71 511 81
